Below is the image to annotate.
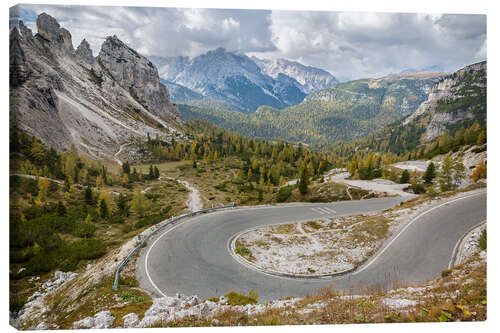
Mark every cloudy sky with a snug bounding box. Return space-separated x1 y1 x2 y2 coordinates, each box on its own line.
10 4 486 80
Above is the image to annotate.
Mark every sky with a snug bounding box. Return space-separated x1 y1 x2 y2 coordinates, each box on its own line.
10 4 486 80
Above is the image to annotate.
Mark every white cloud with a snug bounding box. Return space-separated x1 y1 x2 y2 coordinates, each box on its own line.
222 17 240 31
11 5 486 80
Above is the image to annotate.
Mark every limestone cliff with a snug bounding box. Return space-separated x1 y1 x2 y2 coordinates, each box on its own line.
9 13 183 162
404 62 486 141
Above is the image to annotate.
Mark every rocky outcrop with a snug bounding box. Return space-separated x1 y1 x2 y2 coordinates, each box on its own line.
73 311 115 329
36 13 74 55
404 61 486 141
98 35 180 122
14 271 77 330
252 56 338 94
76 39 94 64
10 13 183 160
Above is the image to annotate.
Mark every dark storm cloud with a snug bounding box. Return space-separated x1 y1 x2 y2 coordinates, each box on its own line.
10 4 486 80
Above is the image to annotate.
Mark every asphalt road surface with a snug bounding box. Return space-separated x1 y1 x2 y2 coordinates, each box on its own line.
136 190 486 302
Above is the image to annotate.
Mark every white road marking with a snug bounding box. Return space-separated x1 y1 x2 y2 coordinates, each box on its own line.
323 207 337 214
448 220 486 269
355 191 486 275
311 208 325 214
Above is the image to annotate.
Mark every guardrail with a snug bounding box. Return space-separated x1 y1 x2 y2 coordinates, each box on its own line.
112 203 236 290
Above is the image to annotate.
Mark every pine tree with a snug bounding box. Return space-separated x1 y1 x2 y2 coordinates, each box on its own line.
154 166 160 179
37 177 49 202
84 186 93 205
452 158 466 188
423 162 436 184
149 165 154 180
122 161 131 174
97 198 108 219
117 193 129 216
439 155 453 191
399 170 410 184
298 165 309 195
56 201 66 216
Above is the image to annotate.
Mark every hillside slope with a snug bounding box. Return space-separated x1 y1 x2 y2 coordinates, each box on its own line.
404 61 486 141
325 62 486 157
179 72 446 143
10 13 183 161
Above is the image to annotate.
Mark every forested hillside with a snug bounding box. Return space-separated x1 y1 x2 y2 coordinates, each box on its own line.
179 72 445 143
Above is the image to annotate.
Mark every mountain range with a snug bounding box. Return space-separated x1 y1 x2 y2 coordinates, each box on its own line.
179 71 447 144
150 49 338 113
9 13 486 163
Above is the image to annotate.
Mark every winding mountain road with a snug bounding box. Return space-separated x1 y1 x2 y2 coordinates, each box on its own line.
136 190 486 302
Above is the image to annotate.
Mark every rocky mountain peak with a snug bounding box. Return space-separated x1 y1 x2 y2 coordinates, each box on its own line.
36 13 74 53
98 34 180 122
18 21 34 42
76 38 94 63
10 13 182 159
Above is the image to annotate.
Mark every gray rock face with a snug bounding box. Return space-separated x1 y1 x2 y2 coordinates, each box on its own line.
98 35 180 122
252 57 338 94
10 13 183 160
404 61 486 141
36 13 74 54
76 39 94 64
122 313 139 328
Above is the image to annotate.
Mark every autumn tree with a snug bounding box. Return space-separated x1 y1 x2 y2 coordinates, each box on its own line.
132 187 148 217
471 161 486 182
37 177 49 202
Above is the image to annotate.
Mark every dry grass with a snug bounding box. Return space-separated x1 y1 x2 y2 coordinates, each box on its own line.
150 254 486 327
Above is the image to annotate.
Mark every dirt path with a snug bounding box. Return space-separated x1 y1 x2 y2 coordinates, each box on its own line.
177 179 203 212
161 175 203 212
113 143 130 166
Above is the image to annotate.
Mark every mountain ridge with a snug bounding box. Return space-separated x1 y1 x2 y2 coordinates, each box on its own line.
150 49 338 113
179 70 446 144
9 13 183 162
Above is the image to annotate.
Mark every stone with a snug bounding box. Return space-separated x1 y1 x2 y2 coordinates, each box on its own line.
93 310 115 329
122 313 139 328
73 316 95 329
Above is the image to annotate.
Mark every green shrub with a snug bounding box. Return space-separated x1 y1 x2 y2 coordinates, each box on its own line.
408 183 426 194
134 213 166 229
69 238 106 260
108 214 126 224
10 295 26 314
478 229 487 250
72 222 96 238
308 196 328 203
235 246 250 256
276 186 292 203
224 289 258 306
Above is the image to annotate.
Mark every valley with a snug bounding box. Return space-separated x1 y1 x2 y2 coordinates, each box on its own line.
9 11 487 330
